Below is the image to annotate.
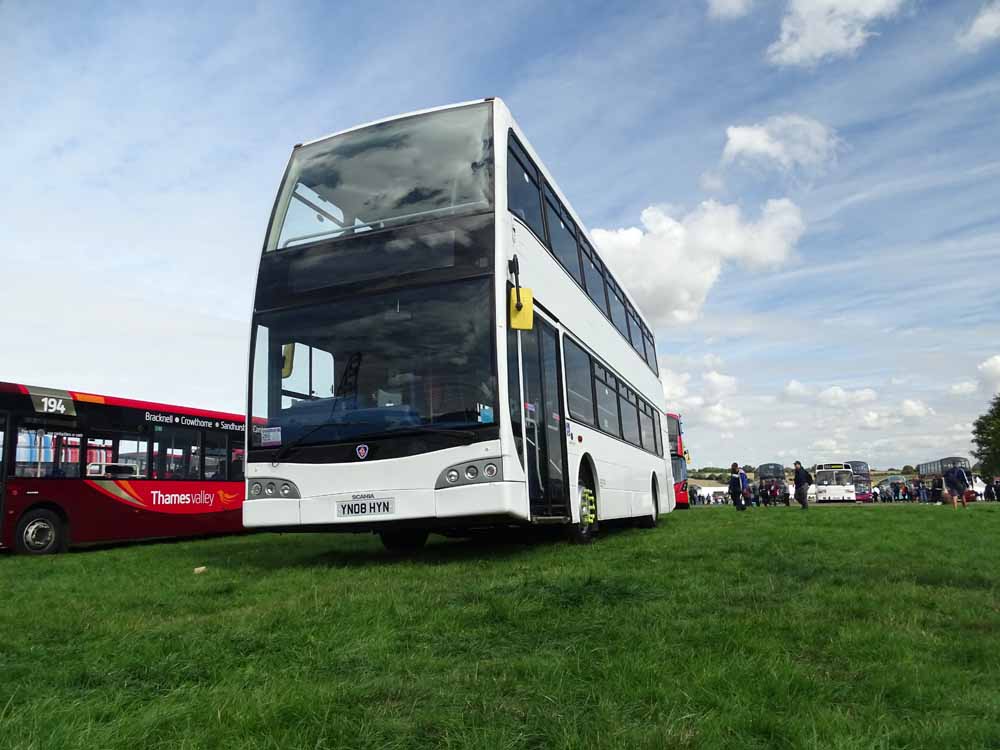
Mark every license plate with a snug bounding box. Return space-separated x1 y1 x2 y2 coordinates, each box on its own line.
337 498 395 517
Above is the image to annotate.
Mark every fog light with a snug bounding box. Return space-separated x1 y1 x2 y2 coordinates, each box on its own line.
251 482 262 496
465 465 479 480
265 482 276 496
280 483 292 497
484 463 498 478
446 469 460 483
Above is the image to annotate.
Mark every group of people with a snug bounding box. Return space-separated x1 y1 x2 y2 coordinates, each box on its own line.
724 462 998 511
726 461 812 511
874 469 999 509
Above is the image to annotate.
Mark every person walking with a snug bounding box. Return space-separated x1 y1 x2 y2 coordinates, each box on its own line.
931 475 943 504
984 481 996 503
729 463 746 511
944 465 970 510
793 461 812 510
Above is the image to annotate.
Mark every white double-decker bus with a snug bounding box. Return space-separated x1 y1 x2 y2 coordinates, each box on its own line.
243 98 673 549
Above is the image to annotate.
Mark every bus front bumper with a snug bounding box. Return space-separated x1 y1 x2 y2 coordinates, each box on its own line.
242 481 528 529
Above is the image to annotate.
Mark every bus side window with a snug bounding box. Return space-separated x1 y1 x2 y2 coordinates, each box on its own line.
14 424 83 479
204 432 228 480
230 444 245 482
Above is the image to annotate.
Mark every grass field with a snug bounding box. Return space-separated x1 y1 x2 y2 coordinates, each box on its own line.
2 505 999 750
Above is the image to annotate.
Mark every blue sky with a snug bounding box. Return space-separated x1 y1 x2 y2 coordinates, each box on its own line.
1 0 998 468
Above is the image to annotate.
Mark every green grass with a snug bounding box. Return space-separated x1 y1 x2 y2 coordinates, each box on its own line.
2 505 999 750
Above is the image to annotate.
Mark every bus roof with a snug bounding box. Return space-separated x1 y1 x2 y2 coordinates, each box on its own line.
299 98 492 149
0 381 246 423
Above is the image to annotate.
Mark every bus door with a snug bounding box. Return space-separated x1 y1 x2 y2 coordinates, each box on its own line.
519 320 569 519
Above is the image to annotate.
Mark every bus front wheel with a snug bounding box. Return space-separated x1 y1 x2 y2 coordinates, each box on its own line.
15 508 67 555
569 483 598 544
379 528 428 552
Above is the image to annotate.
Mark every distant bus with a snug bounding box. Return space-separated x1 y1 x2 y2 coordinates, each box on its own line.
814 463 856 502
665 413 684 458
243 98 673 549
916 457 971 477
671 455 689 508
756 463 790 506
846 460 872 502
916 457 977 501
1 381 247 554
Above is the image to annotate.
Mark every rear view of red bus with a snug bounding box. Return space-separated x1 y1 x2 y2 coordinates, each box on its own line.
0 382 247 554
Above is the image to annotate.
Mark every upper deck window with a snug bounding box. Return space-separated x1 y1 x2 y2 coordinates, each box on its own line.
268 103 493 251
507 134 547 242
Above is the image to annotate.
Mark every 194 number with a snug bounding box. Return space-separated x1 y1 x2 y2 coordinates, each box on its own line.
41 397 67 414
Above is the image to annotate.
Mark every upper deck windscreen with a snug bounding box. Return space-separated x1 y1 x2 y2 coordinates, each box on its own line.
847 460 870 477
267 103 493 251
757 463 784 479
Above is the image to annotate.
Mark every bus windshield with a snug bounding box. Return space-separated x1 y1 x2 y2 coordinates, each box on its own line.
250 278 497 450
267 103 494 251
817 469 853 486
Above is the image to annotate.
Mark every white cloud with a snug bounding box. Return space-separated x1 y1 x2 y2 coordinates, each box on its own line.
708 0 753 21
816 385 877 406
719 431 736 440
783 379 812 400
900 398 934 419
783 380 877 407
767 0 907 67
811 438 841 453
703 402 746 428
775 420 798 429
978 354 1000 394
661 368 692 402
722 115 840 173
594 200 805 325
949 380 979 396
860 410 899 430
703 370 738 400
948 422 973 434
957 1 1000 52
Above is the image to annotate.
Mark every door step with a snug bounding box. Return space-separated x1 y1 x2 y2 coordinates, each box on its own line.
530 515 570 525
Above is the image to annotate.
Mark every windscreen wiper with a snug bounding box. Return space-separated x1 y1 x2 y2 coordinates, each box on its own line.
382 424 480 439
272 419 373 464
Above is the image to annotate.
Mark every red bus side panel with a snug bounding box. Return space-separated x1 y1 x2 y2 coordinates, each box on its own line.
3 479 244 548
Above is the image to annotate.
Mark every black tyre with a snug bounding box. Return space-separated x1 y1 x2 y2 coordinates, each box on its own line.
569 483 598 544
638 480 659 528
15 508 66 555
379 528 428 552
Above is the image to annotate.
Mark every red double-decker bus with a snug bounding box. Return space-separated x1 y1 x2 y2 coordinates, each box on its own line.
0 381 247 554
664 413 688 507
665 412 684 458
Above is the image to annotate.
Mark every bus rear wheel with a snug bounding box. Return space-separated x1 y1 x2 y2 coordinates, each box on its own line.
379 528 428 552
638 480 659 529
15 508 66 555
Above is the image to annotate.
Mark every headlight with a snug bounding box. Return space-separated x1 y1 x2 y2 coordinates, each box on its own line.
465 465 479 480
280 483 292 497
483 463 498 478
265 482 276 496
251 482 262 497
446 469 460 483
